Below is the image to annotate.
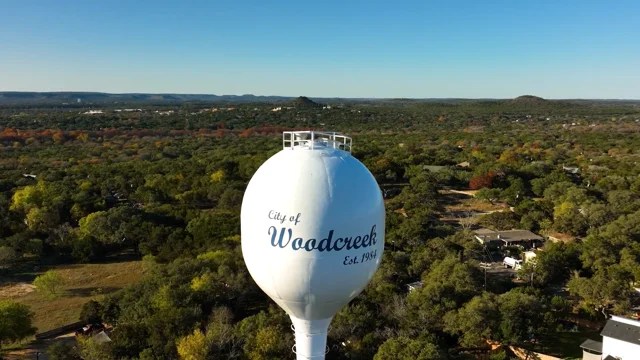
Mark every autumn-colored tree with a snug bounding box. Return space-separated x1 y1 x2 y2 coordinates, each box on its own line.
469 171 496 190
177 329 210 360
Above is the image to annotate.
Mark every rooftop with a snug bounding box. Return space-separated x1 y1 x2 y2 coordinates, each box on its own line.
580 339 602 353
600 316 640 346
474 229 543 242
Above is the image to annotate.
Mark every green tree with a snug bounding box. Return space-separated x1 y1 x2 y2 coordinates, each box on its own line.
374 337 444 360
234 309 292 360
34 270 64 297
568 265 634 318
478 211 520 230
0 300 36 346
76 335 114 360
476 188 502 203
80 300 103 324
444 292 500 346
503 177 526 204
517 242 581 287
0 246 18 272
48 342 81 360
497 290 546 346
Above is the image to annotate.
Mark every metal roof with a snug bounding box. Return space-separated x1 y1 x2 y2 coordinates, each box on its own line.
474 229 544 242
600 319 640 346
579 339 602 353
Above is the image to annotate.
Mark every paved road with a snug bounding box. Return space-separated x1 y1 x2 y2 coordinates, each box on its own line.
479 261 518 277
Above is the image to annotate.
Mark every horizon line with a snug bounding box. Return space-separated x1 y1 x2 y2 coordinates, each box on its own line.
0 90 639 101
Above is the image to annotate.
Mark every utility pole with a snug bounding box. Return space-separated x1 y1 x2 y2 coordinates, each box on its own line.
484 265 487 289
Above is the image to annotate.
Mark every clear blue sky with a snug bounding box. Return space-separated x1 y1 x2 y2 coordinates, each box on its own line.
1 0 638 98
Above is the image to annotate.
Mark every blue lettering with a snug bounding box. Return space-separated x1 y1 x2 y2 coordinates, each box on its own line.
317 230 333 252
370 225 377 245
304 239 317 251
269 226 277 246
344 237 353 250
267 224 379 253
353 236 362 249
269 227 292 248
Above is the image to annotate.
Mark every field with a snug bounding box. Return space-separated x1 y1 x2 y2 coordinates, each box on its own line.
438 189 508 225
0 254 145 333
536 331 601 358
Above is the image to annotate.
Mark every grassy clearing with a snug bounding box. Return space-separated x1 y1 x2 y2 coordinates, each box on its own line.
536 331 600 358
445 198 507 213
0 255 145 333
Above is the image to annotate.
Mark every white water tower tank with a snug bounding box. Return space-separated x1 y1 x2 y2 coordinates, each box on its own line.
241 131 385 359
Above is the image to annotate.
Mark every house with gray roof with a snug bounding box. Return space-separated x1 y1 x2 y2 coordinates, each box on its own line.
474 228 544 248
580 315 640 360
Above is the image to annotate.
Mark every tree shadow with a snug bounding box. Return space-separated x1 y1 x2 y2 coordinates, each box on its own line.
91 251 141 264
64 286 121 297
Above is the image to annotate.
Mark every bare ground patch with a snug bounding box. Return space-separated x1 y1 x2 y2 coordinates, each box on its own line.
0 282 36 298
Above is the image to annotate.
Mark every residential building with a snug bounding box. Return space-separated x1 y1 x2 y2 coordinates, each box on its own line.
580 315 640 360
405 281 423 292
523 250 537 263
474 228 544 248
563 165 580 174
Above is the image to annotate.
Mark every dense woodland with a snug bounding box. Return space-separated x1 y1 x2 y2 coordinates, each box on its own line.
1 97 640 359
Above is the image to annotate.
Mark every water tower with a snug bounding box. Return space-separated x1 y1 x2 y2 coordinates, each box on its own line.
241 131 385 359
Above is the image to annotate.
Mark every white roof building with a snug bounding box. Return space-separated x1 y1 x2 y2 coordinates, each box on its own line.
581 315 640 360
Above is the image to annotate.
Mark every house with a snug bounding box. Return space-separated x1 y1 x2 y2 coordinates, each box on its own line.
563 165 580 174
580 315 640 360
523 250 537 263
82 110 104 115
92 330 112 344
457 161 471 168
474 228 544 248
405 281 423 292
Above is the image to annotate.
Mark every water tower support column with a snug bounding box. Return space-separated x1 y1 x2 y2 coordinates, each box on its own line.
290 317 332 359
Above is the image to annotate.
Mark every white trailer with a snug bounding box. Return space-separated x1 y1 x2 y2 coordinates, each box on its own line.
503 257 522 270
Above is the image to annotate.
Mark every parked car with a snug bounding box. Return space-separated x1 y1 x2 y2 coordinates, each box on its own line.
75 323 105 337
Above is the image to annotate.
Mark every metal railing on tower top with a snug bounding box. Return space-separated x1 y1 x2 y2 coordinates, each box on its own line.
283 131 352 153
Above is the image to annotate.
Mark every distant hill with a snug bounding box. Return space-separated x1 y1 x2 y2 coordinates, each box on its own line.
0 92 294 104
291 96 322 108
0 92 637 106
510 95 547 104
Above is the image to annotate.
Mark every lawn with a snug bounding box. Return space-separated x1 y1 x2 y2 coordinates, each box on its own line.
0 254 145 333
536 331 600 358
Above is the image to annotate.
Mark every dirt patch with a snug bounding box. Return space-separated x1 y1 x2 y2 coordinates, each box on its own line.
0 282 36 298
3 333 77 360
